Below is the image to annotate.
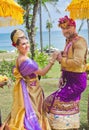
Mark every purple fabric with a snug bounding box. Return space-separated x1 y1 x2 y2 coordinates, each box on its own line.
19 59 38 76
51 70 87 102
19 59 41 130
21 80 41 130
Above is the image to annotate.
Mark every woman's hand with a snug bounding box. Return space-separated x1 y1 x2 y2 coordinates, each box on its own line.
49 51 60 64
35 51 59 76
0 82 6 88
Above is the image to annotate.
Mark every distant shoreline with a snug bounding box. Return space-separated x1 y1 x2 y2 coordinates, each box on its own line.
0 30 88 52
0 51 17 62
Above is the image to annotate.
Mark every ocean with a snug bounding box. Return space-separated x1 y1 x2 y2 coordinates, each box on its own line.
0 29 88 52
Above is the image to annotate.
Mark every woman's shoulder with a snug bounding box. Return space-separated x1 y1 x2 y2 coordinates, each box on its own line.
17 56 29 67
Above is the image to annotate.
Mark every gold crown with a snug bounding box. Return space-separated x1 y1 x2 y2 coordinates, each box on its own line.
13 29 25 43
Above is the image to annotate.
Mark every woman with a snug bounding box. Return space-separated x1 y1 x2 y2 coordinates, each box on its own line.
3 29 59 130
44 16 88 130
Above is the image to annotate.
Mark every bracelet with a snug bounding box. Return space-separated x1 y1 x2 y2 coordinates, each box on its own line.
49 60 55 65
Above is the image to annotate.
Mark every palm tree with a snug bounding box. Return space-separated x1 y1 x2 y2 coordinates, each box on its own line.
39 0 43 53
46 20 53 53
17 0 39 59
78 20 84 34
39 0 59 52
17 0 59 58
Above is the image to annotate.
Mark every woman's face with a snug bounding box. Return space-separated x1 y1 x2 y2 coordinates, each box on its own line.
17 38 30 54
62 26 76 39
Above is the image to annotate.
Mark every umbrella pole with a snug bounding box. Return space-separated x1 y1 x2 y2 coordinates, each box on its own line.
87 19 89 48
0 109 2 127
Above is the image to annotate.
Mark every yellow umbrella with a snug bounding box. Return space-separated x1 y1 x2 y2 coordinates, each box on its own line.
66 0 89 45
0 0 25 26
66 0 89 19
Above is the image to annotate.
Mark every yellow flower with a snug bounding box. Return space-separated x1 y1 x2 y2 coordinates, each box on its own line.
86 63 89 71
0 75 8 83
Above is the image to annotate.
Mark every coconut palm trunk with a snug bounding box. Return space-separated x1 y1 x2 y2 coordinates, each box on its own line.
0 110 2 127
48 27 51 53
46 20 53 54
39 0 43 53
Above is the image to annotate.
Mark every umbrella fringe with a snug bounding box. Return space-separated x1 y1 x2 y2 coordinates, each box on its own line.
66 0 89 19
0 1 25 26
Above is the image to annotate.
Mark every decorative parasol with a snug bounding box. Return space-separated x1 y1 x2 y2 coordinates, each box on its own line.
66 0 89 46
0 0 25 26
66 0 89 19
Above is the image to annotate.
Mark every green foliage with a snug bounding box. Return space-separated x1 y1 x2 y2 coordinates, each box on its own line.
34 50 49 68
43 45 55 51
17 0 34 6
43 45 49 51
0 50 7 53
46 20 53 29
0 60 15 81
42 0 49 3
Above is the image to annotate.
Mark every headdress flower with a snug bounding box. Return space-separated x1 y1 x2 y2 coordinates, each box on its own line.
58 16 76 29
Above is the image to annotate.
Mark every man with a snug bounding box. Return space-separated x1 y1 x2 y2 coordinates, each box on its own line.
44 16 88 130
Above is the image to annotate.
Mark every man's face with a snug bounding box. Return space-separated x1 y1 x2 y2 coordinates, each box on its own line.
61 26 76 39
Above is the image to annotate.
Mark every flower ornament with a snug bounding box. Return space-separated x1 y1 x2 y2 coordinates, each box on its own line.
58 15 76 29
86 63 89 71
12 42 16 47
0 75 8 88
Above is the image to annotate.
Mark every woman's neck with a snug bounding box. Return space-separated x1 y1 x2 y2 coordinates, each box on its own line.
19 52 28 56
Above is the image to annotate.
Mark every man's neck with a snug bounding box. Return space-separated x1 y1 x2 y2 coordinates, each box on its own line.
66 33 78 43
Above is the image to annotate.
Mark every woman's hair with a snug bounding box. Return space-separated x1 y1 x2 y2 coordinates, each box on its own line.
16 36 28 46
11 30 17 42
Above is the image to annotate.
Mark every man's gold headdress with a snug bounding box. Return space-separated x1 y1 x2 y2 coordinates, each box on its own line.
58 16 76 29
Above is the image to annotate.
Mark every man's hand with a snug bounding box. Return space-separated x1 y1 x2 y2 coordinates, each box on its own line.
56 52 62 63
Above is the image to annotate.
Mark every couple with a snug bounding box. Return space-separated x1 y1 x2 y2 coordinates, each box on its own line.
1 16 88 130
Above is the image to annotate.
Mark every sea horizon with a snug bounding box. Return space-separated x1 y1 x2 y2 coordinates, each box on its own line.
0 29 88 52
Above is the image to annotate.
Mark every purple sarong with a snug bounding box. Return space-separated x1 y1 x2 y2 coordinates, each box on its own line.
19 59 42 130
57 70 87 102
44 70 87 115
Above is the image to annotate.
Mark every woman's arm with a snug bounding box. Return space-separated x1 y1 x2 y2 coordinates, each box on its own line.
35 51 59 76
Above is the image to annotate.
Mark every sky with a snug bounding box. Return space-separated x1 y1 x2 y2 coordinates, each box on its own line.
0 0 87 33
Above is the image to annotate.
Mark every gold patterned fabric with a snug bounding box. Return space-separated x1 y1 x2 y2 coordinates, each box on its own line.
25 76 51 130
61 36 88 72
44 96 80 130
47 112 80 130
44 98 79 115
3 59 51 130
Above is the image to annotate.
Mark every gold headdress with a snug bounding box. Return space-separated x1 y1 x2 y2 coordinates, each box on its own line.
13 29 25 44
58 16 76 29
